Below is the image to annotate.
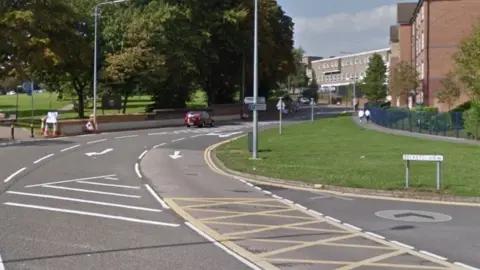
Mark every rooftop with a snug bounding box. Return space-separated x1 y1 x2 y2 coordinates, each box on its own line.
311 48 390 63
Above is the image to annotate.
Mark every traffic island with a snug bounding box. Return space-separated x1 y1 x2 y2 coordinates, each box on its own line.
214 116 480 199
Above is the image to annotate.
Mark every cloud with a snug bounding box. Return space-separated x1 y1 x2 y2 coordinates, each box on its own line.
292 5 397 56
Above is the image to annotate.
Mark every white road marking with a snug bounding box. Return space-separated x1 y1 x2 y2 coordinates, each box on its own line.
365 232 386 240
41 185 141 198
390 240 414 250
246 183 254 187
25 174 117 188
419 250 447 261
61 144 80 152
85 148 113 157
148 132 167 136
262 190 272 195
185 222 261 270
138 150 148 160
6 191 160 212
134 163 142 178
33 153 54 164
342 223 362 231
190 134 204 138
152 143 166 149
145 184 170 209
307 209 324 216
87 139 107 144
254 186 262 190
4 202 179 227
4 167 27 183
283 199 294 204
171 137 185 142
105 177 119 180
325 216 341 223
454 262 480 270
295 204 307 210
76 181 140 189
77 134 95 137
310 194 354 201
0 252 4 270
114 135 138 139
272 195 283 199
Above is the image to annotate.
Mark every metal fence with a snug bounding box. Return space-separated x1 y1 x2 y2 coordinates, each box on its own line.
364 105 472 139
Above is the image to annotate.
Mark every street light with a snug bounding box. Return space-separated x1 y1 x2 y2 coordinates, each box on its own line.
93 0 128 129
252 0 259 159
340 51 357 112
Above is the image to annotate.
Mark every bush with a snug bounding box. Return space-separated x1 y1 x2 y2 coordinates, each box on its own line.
452 101 471 112
463 100 480 139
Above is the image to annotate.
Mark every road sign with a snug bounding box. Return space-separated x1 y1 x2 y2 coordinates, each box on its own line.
402 154 443 161
276 100 285 110
248 103 266 111
244 96 266 104
310 99 316 106
402 154 443 191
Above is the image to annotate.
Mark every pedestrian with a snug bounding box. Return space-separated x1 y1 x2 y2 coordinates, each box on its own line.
358 109 365 123
365 109 371 123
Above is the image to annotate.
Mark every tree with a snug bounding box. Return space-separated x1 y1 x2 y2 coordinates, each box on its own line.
285 47 308 93
390 61 420 103
436 72 461 111
344 84 353 105
361 53 387 101
455 20 480 98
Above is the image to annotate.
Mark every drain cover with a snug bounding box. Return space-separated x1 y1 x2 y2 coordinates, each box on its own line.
375 210 452 223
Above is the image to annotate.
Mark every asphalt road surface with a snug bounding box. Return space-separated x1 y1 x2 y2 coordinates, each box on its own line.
0 106 476 270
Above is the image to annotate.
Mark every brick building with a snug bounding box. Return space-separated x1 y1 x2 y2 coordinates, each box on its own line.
391 0 480 110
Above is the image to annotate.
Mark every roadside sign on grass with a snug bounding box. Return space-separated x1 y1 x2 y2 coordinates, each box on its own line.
276 100 285 111
402 154 443 191
244 96 266 104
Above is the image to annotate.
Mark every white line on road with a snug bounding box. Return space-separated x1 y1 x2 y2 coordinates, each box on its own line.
454 262 480 270
104 177 119 180
33 153 54 164
6 191 161 212
0 252 4 270
148 132 167 136
419 250 447 261
4 167 27 183
138 150 148 160
152 143 166 149
4 202 179 227
342 223 362 231
134 163 142 178
60 144 80 152
365 232 386 240
87 139 107 144
325 216 341 223
25 174 117 188
190 134 204 138
390 240 414 250
185 222 261 270
114 135 138 139
171 137 185 142
145 184 170 209
76 181 140 189
41 185 141 198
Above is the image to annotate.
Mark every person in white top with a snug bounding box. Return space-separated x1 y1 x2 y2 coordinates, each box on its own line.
365 109 371 122
358 109 365 122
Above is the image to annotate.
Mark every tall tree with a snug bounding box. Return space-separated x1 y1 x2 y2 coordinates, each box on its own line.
436 72 461 111
361 53 387 101
455 20 480 99
285 47 308 93
390 61 420 103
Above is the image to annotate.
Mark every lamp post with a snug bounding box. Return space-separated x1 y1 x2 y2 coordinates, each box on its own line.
93 0 128 128
252 0 259 159
340 51 357 111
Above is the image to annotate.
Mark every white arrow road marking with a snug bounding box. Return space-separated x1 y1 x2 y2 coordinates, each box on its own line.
85 148 113 157
169 151 182 160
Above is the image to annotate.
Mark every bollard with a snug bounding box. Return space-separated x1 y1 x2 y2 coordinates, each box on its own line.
10 124 14 140
30 123 34 138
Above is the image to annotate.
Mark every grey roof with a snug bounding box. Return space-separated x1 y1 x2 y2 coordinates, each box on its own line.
397 2 418 24
390 25 399 42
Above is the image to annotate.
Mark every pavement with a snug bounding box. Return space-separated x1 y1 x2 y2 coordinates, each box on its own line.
1 105 476 270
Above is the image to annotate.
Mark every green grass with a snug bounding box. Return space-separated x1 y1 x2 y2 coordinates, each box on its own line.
216 116 480 197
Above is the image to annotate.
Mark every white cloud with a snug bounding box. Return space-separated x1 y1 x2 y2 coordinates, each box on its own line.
292 5 397 56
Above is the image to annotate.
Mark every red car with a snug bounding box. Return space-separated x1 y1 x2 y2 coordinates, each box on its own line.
185 111 214 127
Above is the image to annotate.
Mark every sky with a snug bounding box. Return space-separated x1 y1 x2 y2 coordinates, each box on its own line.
277 0 413 57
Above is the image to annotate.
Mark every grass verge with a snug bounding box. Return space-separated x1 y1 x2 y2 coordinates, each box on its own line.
216 116 480 197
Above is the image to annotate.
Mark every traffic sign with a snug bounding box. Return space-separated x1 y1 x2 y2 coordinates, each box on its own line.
248 103 266 111
244 96 266 104
276 100 285 110
310 98 316 106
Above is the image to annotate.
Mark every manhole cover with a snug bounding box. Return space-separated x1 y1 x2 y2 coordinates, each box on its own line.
375 210 452 223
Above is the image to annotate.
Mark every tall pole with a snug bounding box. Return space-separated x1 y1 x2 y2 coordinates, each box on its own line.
93 5 99 128
241 54 246 118
352 62 356 111
30 81 34 124
252 0 259 159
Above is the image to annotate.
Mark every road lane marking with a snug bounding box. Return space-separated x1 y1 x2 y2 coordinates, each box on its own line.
104 177 119 180
4 167 27 183
4 202 179 227
365 232 385 240
6 191 161 212
60 144 80 152
138 150 148 160
114 134 138 139
145 184 170 209
454 262 480 270
41 185 141 198
25 174 117 188
148 132 167 136
87 139 107 144
33 154 54 164
185 222 262 270
390 240 414 250
171 137 185 142
152 143 166 149
420 250 448 261
76 181 140 189
134 163 142 178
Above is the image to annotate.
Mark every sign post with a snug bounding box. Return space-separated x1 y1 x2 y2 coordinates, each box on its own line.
277 97 284 135
310 98 315 123
402 154 443 190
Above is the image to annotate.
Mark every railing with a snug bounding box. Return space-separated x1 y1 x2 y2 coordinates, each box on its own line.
364 105 471 139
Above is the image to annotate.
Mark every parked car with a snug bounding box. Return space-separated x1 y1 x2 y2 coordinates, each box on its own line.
185 111 214 127
299 97 310 105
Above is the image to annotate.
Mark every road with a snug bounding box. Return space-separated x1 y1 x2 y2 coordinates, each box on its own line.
0 105 476 270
